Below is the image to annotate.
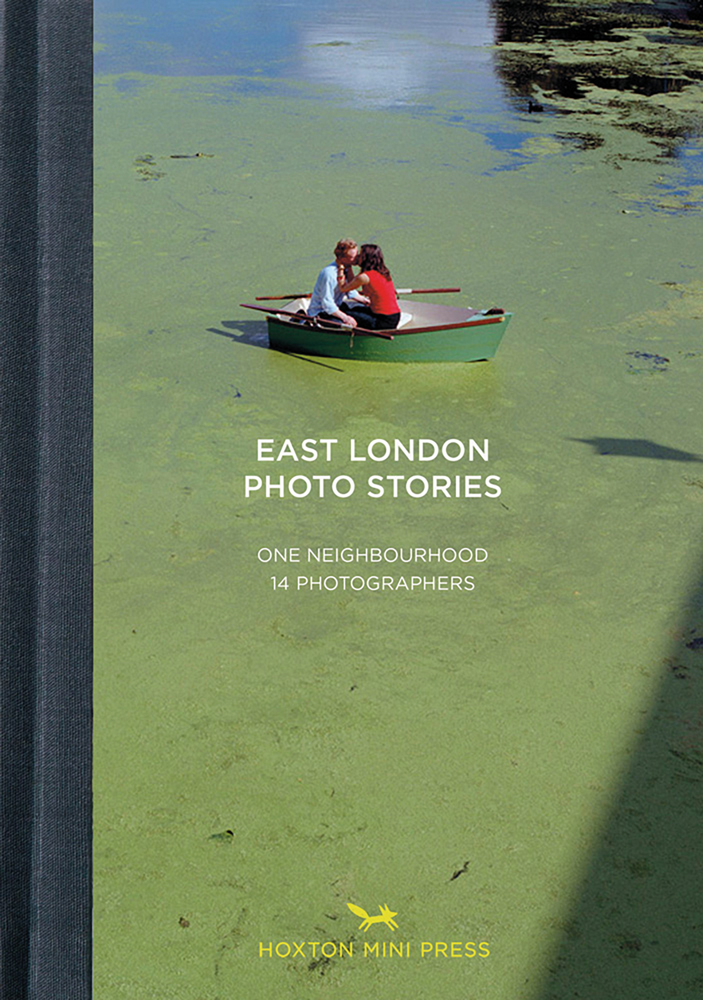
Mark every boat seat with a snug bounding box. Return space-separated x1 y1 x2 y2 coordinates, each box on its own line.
295 299 412 329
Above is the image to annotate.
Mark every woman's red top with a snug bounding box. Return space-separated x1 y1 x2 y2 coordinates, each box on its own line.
364 270 399 315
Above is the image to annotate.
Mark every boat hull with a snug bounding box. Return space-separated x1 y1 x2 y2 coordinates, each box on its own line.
265 300 512 363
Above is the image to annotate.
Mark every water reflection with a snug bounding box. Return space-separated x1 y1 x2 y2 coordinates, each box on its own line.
299 1 496 108
96 0 498 111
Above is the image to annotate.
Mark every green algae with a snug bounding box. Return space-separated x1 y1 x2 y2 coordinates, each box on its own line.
95 63 703 1000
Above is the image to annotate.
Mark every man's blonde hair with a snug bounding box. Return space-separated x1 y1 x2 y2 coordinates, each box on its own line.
334 238 357 260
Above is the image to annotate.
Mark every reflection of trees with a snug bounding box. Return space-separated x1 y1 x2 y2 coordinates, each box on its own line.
488 0 703 146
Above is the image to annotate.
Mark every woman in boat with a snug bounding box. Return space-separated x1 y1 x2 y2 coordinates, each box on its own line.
337 244 401 331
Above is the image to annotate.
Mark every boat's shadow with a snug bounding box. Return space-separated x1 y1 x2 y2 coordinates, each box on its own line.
207 319 269 349
207 320 346 372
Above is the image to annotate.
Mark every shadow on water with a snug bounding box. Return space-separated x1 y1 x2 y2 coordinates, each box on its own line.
207 321 346 372
532 426 703 995
529 556 703 1000
208 320 268 348
569 437 703 462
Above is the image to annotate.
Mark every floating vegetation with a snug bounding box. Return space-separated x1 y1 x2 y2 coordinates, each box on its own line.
616 935 643 954
669 744 703 777
133 154 165 181
306 937 355 977
133 152 214 180
555 131 605 149
449 860 471 881
625 350 670 374
666 657 689 680
209 828 235 842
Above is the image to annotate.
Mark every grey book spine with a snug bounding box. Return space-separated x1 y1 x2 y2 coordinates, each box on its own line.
0 3 92 998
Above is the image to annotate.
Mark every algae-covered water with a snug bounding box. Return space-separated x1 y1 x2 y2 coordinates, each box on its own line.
95 3 703 998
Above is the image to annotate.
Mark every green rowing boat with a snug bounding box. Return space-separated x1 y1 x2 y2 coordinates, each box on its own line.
240 297 512 363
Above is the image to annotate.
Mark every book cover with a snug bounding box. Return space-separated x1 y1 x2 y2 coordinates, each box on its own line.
94 2 703 998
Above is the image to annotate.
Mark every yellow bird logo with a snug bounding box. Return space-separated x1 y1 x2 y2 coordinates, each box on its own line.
347 902 399 932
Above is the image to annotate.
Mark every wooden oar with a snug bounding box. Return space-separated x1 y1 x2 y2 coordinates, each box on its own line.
238 302 395 340
255 294 311 301
255 286 460 301
395 287 460 295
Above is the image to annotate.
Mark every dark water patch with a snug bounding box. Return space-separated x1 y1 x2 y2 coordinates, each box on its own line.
495 53 587 99
592 71 698 95
495 56 700 104
490 0 703 44
646 29 703 45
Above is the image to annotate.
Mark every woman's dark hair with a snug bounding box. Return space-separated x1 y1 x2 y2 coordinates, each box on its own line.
360 244 391 281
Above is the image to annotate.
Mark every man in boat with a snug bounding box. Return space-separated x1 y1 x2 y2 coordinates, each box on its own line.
307 239 368 329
